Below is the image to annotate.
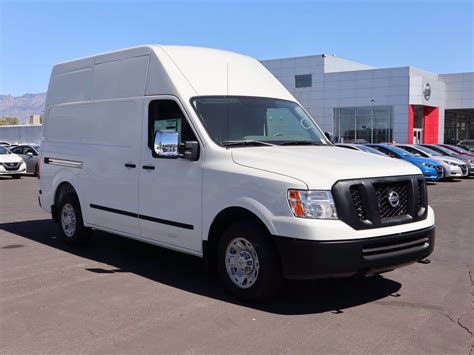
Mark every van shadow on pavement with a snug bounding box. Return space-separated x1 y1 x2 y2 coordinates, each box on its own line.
0 219 401 315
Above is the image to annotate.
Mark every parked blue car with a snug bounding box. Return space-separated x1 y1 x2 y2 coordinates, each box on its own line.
366 144 444 181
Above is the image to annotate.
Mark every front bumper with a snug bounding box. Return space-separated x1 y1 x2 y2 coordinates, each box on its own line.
0 163 26 175
274 226 435 280
443 166 463 178
422 167 443 181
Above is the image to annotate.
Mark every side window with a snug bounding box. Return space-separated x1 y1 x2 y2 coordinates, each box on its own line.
24 146 37 156
11 146 24 155
403 146 417 155
148 100 197 153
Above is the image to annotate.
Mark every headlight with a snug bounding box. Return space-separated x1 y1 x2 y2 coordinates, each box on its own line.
420 162 435 168
288 190 338 219
443 160 458 166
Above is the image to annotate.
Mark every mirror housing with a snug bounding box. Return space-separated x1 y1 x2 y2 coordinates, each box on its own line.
26 152 34 157
183 141 199 161
154 130 179 158
324 131 336 144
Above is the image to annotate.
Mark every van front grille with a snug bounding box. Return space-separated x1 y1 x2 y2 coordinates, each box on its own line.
375 182 408 219
332 175 428 230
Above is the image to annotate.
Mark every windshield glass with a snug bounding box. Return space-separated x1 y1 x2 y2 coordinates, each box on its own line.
388 145 414 157
191 96 330 146
416 145 441 156
357 145 386 156
0 146 10 154
430 145 456 155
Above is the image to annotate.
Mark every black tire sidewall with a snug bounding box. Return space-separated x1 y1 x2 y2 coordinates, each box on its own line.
57 194 89 244
217 221 281 301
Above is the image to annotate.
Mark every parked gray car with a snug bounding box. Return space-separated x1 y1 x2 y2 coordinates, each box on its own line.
9 144 40 175
396 144 468 179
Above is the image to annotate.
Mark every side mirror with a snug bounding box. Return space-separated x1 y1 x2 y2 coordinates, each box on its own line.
26 152 34 157
154 130 179 158
324 131 335 144
184 141 199 161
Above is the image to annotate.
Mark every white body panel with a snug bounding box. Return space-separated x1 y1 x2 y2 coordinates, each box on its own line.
40 45 435 259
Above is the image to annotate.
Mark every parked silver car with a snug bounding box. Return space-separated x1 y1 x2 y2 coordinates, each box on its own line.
9 144 40 175
420 144 474 176
396 144 467 179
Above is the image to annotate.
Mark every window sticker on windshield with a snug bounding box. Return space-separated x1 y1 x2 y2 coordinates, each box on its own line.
299 118 312 130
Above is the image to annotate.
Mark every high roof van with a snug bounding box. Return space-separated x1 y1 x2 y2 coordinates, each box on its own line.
39 45 435 300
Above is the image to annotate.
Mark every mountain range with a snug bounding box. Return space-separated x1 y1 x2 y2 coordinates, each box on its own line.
0 93 46 124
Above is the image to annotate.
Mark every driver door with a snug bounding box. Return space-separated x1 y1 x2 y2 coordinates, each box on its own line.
138 97 203 253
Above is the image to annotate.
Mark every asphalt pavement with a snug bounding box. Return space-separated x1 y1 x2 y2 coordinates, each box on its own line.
1 175 473 353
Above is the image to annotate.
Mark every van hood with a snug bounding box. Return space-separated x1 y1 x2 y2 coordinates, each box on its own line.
231 146 422 189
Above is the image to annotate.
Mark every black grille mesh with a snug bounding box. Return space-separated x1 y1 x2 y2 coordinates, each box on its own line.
374 182 408 218
350 186 367 221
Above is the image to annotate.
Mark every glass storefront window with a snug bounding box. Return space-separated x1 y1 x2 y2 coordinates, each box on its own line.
333 106 393 143
444 110 474 144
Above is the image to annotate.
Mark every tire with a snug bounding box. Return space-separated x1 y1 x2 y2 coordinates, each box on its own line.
11 175 21 179
217 221 282 302
57 194 91 244
34 164 38 177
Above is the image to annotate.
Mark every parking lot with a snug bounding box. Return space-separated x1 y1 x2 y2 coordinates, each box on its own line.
0 176 472 353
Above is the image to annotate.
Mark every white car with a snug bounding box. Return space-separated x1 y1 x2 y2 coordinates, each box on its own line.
396 144 468 178
0 146 26 178
39 45 435 301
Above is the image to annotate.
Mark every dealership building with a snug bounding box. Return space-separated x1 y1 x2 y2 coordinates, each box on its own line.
261 55 473 144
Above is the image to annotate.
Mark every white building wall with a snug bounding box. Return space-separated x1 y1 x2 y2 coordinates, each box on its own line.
439 72 474 109
0 125 43 144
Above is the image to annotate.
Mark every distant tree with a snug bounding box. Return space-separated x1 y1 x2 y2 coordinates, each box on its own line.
0 116 19 126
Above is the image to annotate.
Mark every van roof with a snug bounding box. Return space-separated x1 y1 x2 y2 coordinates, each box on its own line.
48 45 294 105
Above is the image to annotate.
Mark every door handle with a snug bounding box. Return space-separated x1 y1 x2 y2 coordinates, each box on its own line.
124 163 136 168
142 165 155 170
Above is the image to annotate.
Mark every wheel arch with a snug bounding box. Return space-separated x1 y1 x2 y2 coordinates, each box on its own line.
204 206 273 271
52 181 79 223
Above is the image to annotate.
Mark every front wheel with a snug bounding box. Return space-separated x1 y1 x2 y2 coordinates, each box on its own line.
57 194 91 244
217 221 282 301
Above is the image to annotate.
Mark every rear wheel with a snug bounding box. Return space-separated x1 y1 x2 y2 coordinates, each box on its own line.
57 194 90 244
217 221 282 301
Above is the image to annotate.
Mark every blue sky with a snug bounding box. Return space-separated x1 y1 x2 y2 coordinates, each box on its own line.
1 0 472 96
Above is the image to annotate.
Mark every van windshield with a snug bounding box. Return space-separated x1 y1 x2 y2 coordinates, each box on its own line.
191 96 330 147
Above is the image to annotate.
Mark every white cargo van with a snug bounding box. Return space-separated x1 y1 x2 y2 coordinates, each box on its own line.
39 45 435 300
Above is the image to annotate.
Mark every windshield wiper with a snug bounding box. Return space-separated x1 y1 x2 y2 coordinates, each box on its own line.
278 140 323 146
221 140 275 148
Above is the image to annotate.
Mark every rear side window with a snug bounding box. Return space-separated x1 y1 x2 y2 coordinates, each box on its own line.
148 100 197 151
10 146 24 155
